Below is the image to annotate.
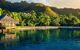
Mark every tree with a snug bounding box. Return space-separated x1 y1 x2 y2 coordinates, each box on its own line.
27 11 37 26
39 13 51 26
20 11 38 26
0 8 2 16
50 16 60 26
60 14 80 26
60 15 68 26
68 14 80 25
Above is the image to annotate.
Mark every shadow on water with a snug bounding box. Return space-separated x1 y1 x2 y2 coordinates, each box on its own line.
0 28 80 50
0 32 5 50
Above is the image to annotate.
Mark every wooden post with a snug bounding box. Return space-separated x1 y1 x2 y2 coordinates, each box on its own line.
0 23 5 33
1 29 3 33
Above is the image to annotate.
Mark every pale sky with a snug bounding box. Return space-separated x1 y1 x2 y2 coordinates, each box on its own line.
6 0 80 9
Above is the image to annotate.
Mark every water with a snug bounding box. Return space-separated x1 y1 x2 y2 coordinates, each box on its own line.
0 28 80 50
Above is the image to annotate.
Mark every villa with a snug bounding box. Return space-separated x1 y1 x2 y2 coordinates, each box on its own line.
0 14 18 28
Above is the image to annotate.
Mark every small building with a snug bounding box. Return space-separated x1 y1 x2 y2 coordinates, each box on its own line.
0 14 18 27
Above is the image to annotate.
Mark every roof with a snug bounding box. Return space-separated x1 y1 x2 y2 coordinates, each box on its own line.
0 14 6 20
0 14 19 24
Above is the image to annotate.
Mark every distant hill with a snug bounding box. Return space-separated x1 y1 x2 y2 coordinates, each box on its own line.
51 7 80 17
0 1 80 17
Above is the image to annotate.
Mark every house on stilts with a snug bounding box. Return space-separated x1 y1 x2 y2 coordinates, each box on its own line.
0 14 18 29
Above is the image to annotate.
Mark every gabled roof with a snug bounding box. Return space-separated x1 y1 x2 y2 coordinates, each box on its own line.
0 14 19 24
0 14 6 20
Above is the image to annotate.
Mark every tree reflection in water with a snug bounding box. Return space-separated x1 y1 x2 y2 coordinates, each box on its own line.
0 28 80 50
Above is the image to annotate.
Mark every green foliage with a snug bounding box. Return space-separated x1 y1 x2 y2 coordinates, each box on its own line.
50 16 60 26
0 8 7 16
68 14 80 25
60 14 80 26
19 11 38 26
0 8 2 16
60 15 67 25
45 6 58 17
11 12 22 24
0 1 80 26
27 11 37 26
38 13 51 26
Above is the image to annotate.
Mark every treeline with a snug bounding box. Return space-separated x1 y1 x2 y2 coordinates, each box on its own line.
0 1 80 26
0 8 80 26
0 8 60 26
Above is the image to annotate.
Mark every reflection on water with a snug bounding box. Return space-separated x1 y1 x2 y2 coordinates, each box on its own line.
0 28 80 50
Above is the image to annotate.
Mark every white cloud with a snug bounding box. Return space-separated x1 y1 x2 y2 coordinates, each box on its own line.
48 0 80 8
6 0 80 8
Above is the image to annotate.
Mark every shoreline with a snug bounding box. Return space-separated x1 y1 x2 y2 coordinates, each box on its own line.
16 26 80 30
16 26 59 30
2 26 80 30
0 26 80 33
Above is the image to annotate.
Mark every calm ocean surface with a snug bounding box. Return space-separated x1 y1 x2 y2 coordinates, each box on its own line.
0 28 80 50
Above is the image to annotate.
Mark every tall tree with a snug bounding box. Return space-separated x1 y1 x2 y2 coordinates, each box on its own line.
39 13 51 26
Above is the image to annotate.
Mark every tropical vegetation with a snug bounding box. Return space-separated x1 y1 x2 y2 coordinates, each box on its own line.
0 0 80 26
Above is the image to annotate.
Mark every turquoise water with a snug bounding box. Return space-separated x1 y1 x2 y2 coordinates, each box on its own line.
0 28 80 50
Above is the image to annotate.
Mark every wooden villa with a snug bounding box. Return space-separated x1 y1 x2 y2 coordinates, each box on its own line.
0 14 18 29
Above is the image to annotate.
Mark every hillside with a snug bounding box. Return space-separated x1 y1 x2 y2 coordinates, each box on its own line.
0 1 80 26
0 1 80 17
51 7 80 18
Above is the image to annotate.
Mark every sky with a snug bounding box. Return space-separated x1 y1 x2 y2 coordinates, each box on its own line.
6 0 80 9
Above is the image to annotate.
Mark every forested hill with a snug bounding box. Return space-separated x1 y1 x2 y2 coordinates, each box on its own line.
0 1 45 12
51 7 80 17
0 1 80 17
0 1 80 26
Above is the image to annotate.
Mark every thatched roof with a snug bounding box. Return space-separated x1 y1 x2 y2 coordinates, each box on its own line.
0 14 19 24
